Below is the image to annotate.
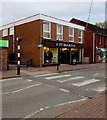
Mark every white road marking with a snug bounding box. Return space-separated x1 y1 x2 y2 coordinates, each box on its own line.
54 98 87 107
22 108 45 119
34 73 59 77
0 78 22 82
57 76 84 83
72 79 100 87
26 79 32 82
2 83 41 95
21 98 87 119
45 74 71 80
93 86 106 92
60 88 70 93
92 73 100 76
12 89 24 93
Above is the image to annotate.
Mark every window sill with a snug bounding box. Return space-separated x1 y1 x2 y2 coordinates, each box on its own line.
43 37 51 39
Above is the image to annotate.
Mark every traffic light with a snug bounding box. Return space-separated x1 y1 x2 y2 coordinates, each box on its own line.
16 37 22 42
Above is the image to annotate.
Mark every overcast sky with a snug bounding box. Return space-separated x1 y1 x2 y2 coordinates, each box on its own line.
0 0 106 26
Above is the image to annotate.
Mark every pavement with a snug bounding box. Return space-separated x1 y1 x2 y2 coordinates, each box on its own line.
1 62 107 119
58 92 106 119
1 62 106 79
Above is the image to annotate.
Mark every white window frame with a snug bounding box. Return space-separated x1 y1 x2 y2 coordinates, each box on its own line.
9 27 14 36
105 37 107 45
69 27 74 42
57 24 63 41
43 21 51 39
2 29 8 37
78 30 83 43
99 36 102 45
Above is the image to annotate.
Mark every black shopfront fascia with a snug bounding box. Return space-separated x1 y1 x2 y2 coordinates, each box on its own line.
42 39 84 49
42 39 84 64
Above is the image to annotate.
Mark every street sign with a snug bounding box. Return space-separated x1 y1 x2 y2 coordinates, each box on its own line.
0 40 9 47
38 44 43 48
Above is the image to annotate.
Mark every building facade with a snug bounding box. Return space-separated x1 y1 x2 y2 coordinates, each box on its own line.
70 18 107 63
0 40 9 70
0 14 85 67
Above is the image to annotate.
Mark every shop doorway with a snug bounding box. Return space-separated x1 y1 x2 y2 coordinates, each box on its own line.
71 48 81 63
60 48 81 64
60 48 70 64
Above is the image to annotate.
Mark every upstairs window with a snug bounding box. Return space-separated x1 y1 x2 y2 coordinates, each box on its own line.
9 27 14 36
69 27 74 42
2 29 8 37
78 30 83 43
105 37 107 45
99 36 102 45
43 21 51 39
57 24 63 40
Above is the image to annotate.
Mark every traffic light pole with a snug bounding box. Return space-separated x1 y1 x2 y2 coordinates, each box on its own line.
17 41 21 75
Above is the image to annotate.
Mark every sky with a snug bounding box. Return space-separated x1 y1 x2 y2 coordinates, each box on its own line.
0 0 106 26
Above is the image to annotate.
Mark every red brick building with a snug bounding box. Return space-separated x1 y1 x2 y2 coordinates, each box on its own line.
0 14 85 67
0 40 9 70
70 18 107 63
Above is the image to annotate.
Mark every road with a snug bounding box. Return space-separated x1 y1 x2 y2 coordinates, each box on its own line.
2 66 106 119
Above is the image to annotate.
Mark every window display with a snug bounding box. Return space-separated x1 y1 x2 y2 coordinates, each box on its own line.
43 47 57 64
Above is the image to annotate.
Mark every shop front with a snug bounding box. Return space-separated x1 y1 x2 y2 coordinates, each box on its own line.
42 40 84 66
96 48 107 63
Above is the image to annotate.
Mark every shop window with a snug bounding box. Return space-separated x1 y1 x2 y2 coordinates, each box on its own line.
69 27 74 42
43 47 57 64
43 22 51 39
57 24 63 40
78 30 82 43
2 29 8 37
9 27 14 36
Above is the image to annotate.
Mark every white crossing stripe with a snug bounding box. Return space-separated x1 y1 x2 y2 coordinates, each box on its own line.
93 86 106 92
72 79 100 87
45 74 71 80
57 76 84 83
27 79 32 82
34 73 59 77
60 88 70 93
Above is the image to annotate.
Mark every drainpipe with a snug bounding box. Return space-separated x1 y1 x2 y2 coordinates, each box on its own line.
93 33 95 63
13 20 15 53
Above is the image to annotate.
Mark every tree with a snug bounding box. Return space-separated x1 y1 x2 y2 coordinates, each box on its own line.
95 21 107 29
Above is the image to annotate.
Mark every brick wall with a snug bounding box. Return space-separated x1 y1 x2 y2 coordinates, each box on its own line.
0 48 8 71
0 30 2 40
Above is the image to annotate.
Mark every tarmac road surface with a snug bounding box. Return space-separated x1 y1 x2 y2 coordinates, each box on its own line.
2 66 106 119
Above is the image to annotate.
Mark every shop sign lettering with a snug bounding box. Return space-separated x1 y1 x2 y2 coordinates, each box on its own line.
56 43 75 48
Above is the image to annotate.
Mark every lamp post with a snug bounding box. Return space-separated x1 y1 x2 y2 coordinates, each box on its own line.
57 39 60 70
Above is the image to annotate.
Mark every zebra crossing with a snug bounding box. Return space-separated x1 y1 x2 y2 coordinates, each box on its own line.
33 72 106 93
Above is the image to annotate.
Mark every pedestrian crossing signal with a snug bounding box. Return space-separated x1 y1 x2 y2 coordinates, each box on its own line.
16 37 22 42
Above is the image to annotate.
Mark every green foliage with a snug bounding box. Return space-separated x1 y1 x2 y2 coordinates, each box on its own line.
95 21 107 29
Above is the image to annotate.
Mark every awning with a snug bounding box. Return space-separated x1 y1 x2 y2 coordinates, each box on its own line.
96 48 107 52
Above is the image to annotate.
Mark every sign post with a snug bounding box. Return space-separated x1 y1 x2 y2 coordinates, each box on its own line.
16 37 22 75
